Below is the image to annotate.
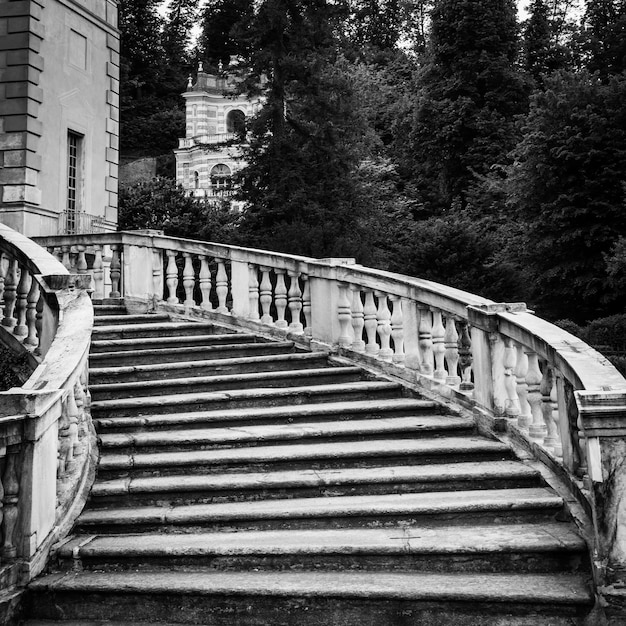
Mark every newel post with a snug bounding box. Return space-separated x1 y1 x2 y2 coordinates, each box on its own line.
122 243 155 308
575 390 626 594
230 257 250 319
307 259 356 347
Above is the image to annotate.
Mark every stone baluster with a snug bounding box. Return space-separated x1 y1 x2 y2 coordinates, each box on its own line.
1 445 20 558
337 282 353 347
515 343 531 429
0 449 4 554
259 267 273 324
34 293 44 356
376 292 393 361
576 408 588 478
61 246 72 271
458 321 473 391
13 263 30 337
302 274 312 336
444 316 460 385
389 295 405 364
0 253 7 303
503 337 520 418
350 286 365 352
93 246 105 299
417 305 433 375
248 265 260 320
165 250 179 304
182 253 195 308
76 245 88 274
287 271 303 332
199 256 213 311
2 257 18 328
432 309 446 379
215 259 229 313
109 245 121 298
273 269 287 328
550 374 563 459
151 249 161 303
526 352 547 442
24 276 40 347
541 366 559 453
363 290 379 355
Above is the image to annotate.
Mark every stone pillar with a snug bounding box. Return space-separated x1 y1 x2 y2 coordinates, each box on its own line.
575 391 626 589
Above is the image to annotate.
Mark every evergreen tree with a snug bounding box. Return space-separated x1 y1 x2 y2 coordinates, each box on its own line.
407 0 529 214
235 0 384 257
523 0 570 82
581 0 626 76
198 0 254 67
508 71 626 321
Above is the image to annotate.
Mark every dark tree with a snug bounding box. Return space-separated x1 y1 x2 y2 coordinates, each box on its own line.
581 0 626 76
508 71 626 321
407 0 529 214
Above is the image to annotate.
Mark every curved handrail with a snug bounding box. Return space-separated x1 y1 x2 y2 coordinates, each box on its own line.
0 224 95 593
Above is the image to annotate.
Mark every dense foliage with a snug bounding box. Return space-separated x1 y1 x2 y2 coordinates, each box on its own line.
120 0 626 350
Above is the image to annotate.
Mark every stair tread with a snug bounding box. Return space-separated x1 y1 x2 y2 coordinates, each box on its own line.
89 351 329 376
90 341 295 360
94 397 437 430
91 380 403 411
91 333 259 348
78 488 562 526
95 314 170 324
98 435 510 469
92 321 222 333
90 366 364 393
59 523 586 559
28 570 593 604
92 460 539 497
98 415 474 448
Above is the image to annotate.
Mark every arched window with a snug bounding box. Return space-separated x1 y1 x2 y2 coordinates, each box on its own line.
210 164 232 195
226 109 246 136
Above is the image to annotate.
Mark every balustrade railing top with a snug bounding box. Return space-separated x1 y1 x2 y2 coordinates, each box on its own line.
0 224 95 600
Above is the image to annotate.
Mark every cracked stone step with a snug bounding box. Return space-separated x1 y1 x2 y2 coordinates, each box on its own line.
91 381 406 418
26 570 593 626
89 341 298 366
93 397 443 432
97 435 512 475
89 366 366 400
94 313 171 326
76 488 564 533
56 523 587 574
92 321 230 340
97 415 475 450
90 460 541 507
90 332 262 354
89 352 332 384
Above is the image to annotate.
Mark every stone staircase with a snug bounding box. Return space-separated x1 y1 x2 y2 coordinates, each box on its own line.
22 302 595 625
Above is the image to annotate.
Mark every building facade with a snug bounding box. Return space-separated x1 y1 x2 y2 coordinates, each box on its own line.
174 64 262 206
0 0 119 237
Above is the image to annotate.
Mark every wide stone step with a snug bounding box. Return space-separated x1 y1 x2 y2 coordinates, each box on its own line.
90 332 261 354
91 381 405 418
89 352 332 384
94 313 171 326
92 305 128 317
98 415 474 451
96 435 512 479
26 570 593 625
92 321 228 340
90 460 541 507
93 397 442 432
89 341 297 366
76 488 564 533
57 523 587 574
89 366 366 400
